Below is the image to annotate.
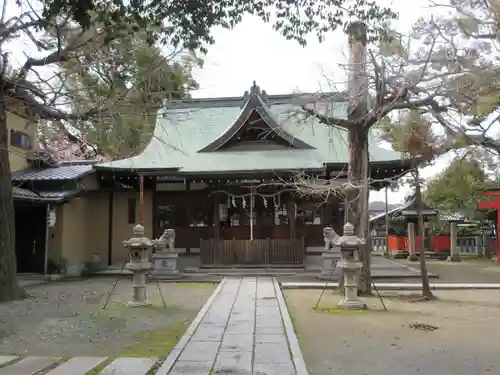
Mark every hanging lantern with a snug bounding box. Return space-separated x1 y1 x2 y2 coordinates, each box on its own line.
263 196 268 208
242 196 246 209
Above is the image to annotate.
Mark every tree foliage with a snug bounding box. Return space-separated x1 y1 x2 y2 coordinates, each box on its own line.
423 157 491 217
56 30 199 158
42 0 398 49
412 0 500 155
300 0 500 157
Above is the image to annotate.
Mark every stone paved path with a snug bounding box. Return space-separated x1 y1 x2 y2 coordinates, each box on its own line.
162 277 302 375
0 277 305 375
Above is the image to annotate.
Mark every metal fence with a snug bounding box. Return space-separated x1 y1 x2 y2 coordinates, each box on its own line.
370 236 497 255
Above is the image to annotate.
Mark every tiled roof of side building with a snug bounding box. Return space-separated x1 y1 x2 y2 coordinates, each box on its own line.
11 162 95 182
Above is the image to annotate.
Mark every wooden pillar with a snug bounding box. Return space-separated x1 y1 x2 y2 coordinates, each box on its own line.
288 196 296 239
185 181 191 254
322 201 333 226
213 193 220 241
322 171 332 225
139 175 144 225
107 191 114 266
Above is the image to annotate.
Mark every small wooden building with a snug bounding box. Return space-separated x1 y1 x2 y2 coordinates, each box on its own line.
95 82 410 267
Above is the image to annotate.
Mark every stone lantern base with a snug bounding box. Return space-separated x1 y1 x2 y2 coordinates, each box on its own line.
447 254 461 262
151 252 181 279
407 253 419 261
337 259 366 310
125 261 152 307
128 300 152 308
337 298 367 310
318 252 339 280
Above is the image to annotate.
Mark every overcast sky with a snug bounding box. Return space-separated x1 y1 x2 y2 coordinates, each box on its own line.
7 0 455 204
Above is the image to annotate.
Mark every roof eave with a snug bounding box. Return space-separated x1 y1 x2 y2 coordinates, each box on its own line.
95 166 181 173
325 159 410 169
13 190 82 204
121 167 326 178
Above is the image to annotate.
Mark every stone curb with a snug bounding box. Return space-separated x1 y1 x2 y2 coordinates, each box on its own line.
273 277 309 375
155 278 226 375
280 282 500 290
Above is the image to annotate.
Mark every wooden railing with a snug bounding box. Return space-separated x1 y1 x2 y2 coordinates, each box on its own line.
199 238 305 267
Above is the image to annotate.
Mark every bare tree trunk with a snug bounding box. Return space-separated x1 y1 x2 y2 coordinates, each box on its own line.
343 21 371 294
0 75 23 302
414 166 435 300
359 147 372 294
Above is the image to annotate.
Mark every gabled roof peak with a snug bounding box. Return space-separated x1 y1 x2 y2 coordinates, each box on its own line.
242 81 268 107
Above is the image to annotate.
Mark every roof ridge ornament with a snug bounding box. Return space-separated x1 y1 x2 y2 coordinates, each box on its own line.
250 80 260 95
241 81 268 108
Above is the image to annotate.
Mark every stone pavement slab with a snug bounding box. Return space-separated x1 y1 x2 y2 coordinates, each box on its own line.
0 357 16 366
167 361 213 375
254 362 296 375
0 356 60 375
213 350 253 374
177 341 220 362
100 357 158 375
44 357 107 375
159 276 306 375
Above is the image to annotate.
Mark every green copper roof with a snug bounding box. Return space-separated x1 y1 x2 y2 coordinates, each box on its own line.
96 82 403 173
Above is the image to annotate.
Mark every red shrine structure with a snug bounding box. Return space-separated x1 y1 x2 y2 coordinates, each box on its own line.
478 189 500 263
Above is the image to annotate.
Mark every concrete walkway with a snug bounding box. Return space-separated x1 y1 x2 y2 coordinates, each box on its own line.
158 277 307 375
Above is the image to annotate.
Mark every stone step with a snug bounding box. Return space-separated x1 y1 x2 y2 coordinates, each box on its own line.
189 267 305 272
0 357 161 375
100 357 158 375
44 357 107 375
185 267 306 277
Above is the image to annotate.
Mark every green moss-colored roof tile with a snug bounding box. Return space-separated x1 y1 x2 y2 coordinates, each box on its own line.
96 88 403 173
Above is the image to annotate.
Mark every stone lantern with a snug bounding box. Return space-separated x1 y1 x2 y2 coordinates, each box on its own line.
319 227 340 280
334 222 366 310
123 224 152 307
152 229 180 279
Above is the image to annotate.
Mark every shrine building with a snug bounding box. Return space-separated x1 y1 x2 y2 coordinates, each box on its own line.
12 82 411 274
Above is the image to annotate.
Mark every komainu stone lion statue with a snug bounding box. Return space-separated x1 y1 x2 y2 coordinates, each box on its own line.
323 227 340 252
153 228 176 253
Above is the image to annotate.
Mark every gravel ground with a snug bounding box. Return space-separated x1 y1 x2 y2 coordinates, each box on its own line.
397 258 500 283
0 278 215 357
286 289 500 375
